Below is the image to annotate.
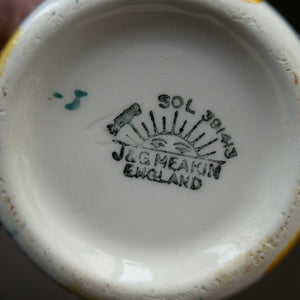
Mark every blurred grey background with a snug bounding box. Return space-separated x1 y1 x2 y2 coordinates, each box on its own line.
0 1 299 299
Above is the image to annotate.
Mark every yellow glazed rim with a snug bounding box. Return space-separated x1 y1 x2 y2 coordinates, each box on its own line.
0 28 21 77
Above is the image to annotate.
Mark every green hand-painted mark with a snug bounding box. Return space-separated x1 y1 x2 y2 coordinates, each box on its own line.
7 224 25 238
65 90 88 111
53 92 64 99
7 229 18 238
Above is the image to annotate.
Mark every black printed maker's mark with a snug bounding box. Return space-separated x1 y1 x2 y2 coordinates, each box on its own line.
107 94 237 190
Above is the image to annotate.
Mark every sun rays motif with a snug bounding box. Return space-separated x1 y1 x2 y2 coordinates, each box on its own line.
106 101 238 190
107 103 223 163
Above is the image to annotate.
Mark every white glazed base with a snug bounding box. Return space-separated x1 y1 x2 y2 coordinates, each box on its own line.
0 1 300 299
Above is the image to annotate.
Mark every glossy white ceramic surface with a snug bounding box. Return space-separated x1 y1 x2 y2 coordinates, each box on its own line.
0 1 299 299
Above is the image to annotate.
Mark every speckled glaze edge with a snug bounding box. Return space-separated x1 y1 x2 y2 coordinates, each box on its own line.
0 1 300 299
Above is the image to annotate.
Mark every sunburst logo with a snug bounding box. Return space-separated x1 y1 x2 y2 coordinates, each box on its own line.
107 95 237 190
